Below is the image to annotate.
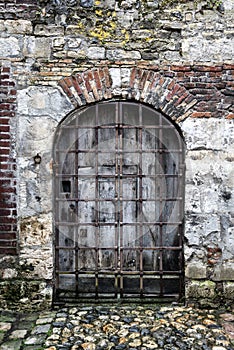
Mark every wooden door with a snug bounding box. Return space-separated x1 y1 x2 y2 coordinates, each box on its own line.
53 102 185 303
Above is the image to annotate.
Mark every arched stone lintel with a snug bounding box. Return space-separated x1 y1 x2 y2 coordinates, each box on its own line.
58 66 198 123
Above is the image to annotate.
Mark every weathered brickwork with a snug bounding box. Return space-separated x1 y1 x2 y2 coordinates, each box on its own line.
0 64 17 256
0 0 233 309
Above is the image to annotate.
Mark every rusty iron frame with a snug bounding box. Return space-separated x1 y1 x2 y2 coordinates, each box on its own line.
53 101 185 305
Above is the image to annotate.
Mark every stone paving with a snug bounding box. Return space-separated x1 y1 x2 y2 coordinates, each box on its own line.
0 304 234 350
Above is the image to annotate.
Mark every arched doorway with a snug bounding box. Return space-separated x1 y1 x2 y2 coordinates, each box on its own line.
53 101 185 304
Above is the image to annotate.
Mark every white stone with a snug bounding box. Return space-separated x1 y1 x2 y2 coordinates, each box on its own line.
2 268 18 279
0 20 32 34
20 248 53 279
185 262 207 279
201 187 219 213
0 37 21 58
17 86 73 121
23 37 51 59
185 185 201 213
53 37 65 47
213 262 234 281
184 218 202 246
223 0 234 10
34 24 64 36
20 213 52 246
87 46 105 59
106 48 141 60
109 68 121 88
181 118 234 151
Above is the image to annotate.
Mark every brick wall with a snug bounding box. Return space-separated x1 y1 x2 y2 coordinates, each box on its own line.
57 65 234 120
0 65 17 255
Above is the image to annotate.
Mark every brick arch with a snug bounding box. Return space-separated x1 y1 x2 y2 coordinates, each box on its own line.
58 67 198 123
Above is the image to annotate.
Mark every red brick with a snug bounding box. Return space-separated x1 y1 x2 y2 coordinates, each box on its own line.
193 65 222 72
93 70 102 90
0 140 10 148
0 156 9 163
0 163 9 170
192 111 212 118
0 111 15 117
0 179 11 186
63 77 73 88
0 74 10 80
0 202 16 209
167 80 176 90
173 91 190 106
171 65 191 71
183 83 196 89
130 67 137 88
223 64 234 70
71 75 83 95
0 232 16 240
0 209 11 216
76 73 84 85
0 118 9 125
0 247 17 255
164 71 175 78
0 125 10 132
98 68 105 82
83 72 92 92
139 70 149 90
0 240 17 247
0 81 15 87
9 89 17 95
0 148 9 155
166 84 185 102
149 73 160 90
0 186 16 194
0 224 12 231
226 113 234 119
58 79 74 99
0 216 17 224
103 67 111 88
1 67 10 73
0 103 11 110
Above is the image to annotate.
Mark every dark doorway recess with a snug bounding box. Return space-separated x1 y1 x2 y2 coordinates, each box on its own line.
53 101 185 305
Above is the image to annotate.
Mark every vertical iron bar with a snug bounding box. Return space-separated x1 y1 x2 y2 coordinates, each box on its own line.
75 117 79 298
54 159 60 300
139 104 143 297
119 102 123 298
95 104 99 298
115 102 119 298
159 113 164 297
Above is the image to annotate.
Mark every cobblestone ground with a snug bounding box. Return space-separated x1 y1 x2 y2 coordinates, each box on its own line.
0 304 234 350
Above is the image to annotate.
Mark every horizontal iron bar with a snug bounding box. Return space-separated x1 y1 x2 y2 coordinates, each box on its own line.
55 198 183 202
55 173 183 177
60 125 176 129
56 149 183 153
55 246 183 251
56 270 183 275
55 221 183 226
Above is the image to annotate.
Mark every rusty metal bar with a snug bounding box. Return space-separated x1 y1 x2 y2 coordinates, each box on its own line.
54 101 185 303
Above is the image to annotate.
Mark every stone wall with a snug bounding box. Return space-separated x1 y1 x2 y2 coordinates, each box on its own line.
0 0 233 309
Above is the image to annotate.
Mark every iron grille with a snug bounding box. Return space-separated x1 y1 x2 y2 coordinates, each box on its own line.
53 101 185 304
